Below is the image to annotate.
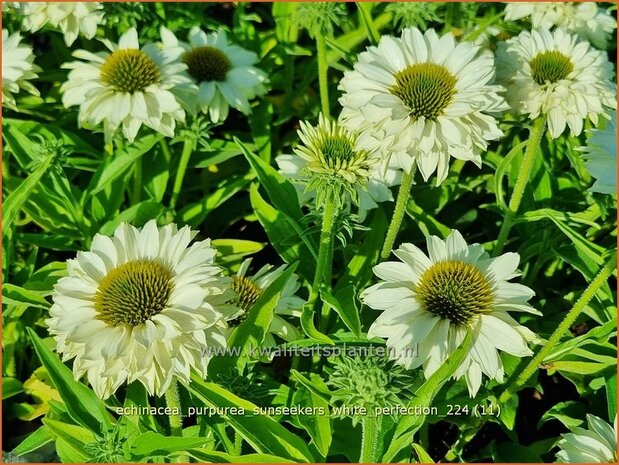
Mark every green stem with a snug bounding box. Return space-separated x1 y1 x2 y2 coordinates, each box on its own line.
311 196 338 295
305 196 338 337
132 156 142 203
316 33 330 118
169 140 193 210
494 116 547 255
360 415 382 463
357 2 380 44
381 168 415 260
165 380 184 437
499 251 617 403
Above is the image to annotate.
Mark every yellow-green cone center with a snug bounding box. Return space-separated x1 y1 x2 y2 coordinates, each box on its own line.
100 49 161 93
320 136 358 171
232 275 262 312
416 260 493 325
530 50 574 85
182 46 232 82
95 260 173 327
390 62 457 120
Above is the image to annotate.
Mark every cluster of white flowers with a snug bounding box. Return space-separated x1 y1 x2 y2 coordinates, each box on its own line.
3 3 268 141
4 1 614 404
504 2 617 49
48 221 305 399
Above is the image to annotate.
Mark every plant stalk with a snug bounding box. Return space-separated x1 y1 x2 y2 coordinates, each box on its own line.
169 140 193 210
316 33 331 119
360 415 382 463
165 380 184 437
494 116 547 254
380 167 415 260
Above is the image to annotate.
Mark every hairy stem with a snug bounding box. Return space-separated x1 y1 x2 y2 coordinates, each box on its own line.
316 33 330 119
165 380 184 437
494 116 547 254
360 415 382 463
381 168 415 260
169 140 193 210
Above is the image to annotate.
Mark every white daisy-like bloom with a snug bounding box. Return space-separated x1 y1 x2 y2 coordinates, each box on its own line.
361 230 540 397
160 26 267 123
338 27 508 185
20 2 103 46
230 259 303 345
496 28 616 139
60 28 196 143
504 2 617 49
277 153 402 222
46 220 239 399
2 29 40 109
556 414 617 463
276 113 385 208
579 112 617 195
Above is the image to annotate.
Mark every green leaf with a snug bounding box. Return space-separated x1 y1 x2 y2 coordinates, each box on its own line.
211 239 265 266
188 378 314 462
211 264 297 373
291 381 332 458
86 134 162 196
27 328 113 434
3 155 54 233
11 426 53 457
382 330 473 461
607 372 617 420
3 377 24 399
130 432 211 459
321 286 362 337
412 443 434 463
43 418 96 447
2 284 50 309
99 201 165 236
249 184 316 281
189 449 295 463
335 209 387 292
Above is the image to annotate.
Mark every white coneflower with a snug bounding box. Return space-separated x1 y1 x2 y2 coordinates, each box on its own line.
339 27 508 185
279 113 383 207
579 112 617 195
160 27 267 123
46 220 239 399
2 29 40 109
496 28 616 139
556 415 617 463
229 259 303 345
277 153 401 221
60 27 196 143
362 230 540 397
20 2 103 46
504 2 617 49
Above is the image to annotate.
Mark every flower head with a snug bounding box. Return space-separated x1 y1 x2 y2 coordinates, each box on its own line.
327 356 413 423
556 414 617 463
161 27 267 123
2 29 40 109
579 111 617 195
339 27 508 185
504 2 617 49
496 28 616 138
286 114 383 206
294 2 347 38
46 220 238 399
362 230 540 397
20 2 103 46
229 259 303 344
60 27 195 143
